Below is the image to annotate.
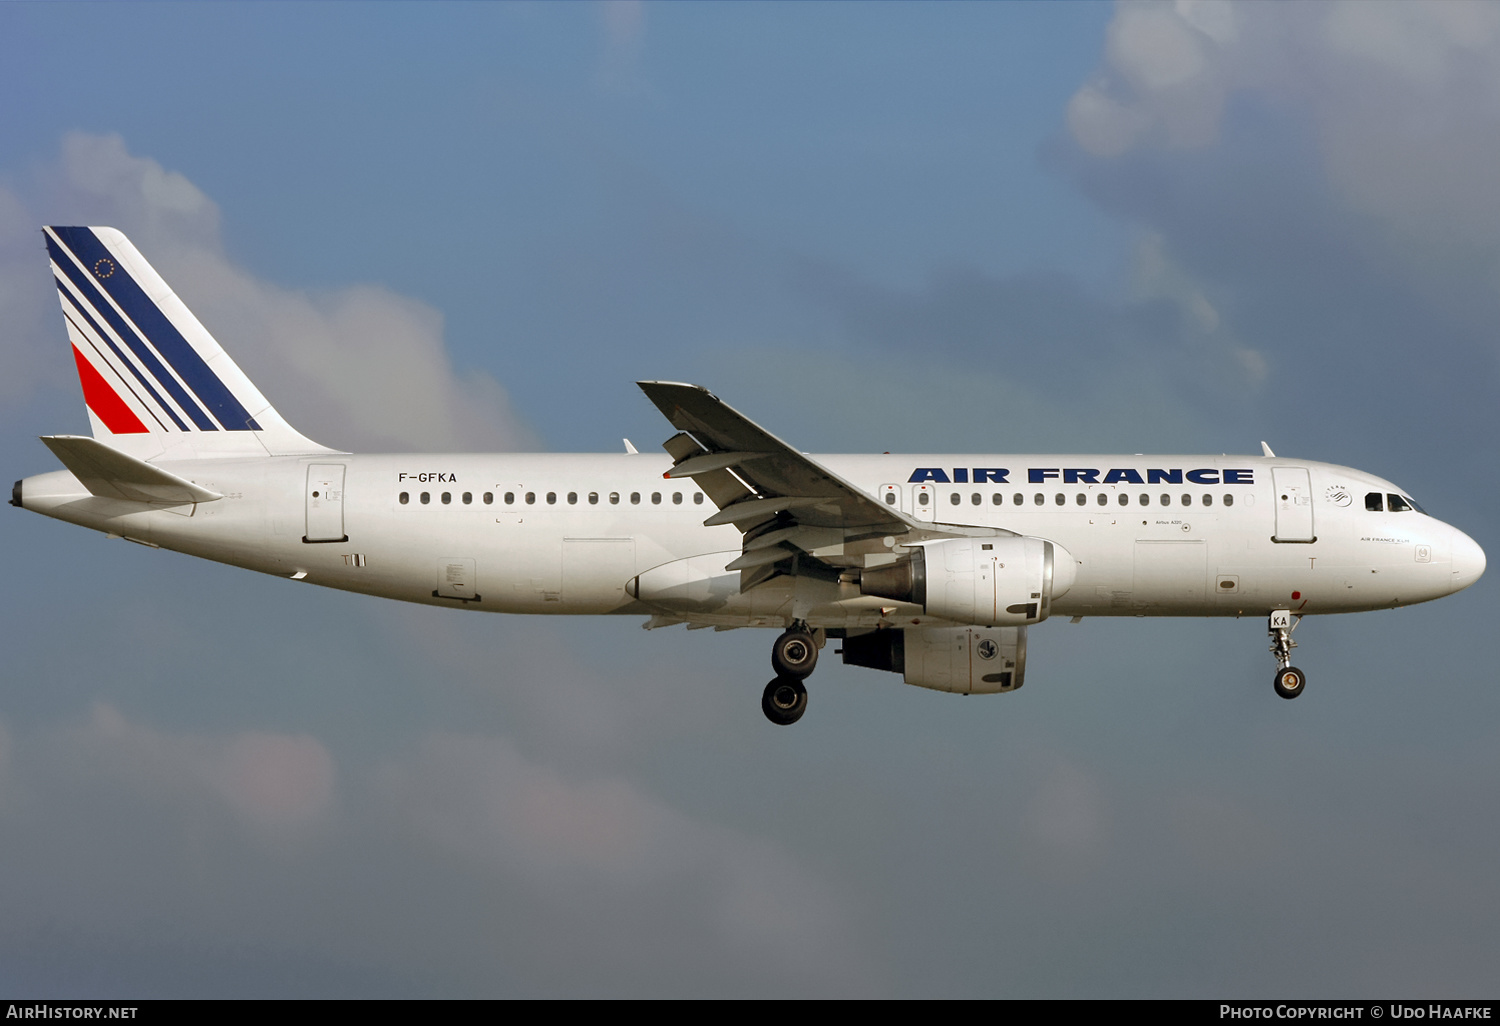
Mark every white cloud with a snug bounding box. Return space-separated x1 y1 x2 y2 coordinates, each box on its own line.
0 703 872 995
1068 0 1238 155
212 731 336 839
381 728 860 978
1131 233 1268 385
1071 2 1500 268
3 132 535 452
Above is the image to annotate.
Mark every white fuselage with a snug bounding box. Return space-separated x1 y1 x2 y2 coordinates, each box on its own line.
19 451 1484 630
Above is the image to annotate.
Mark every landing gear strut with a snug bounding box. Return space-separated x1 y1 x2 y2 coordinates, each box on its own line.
763 624 819 724
1268 610 1306 699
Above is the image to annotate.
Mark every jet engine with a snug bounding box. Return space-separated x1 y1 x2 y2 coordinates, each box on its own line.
859 536 1075 627
841 624 1027 694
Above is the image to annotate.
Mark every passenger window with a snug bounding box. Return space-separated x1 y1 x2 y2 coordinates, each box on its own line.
525 492 535 505
421 492 431 505
1182 494 1192 507
971 493 981 506
950 493 960 506
1160 494 1171 506
992 494 1002 506
462 492 473 504
630 492 641 504
651 492 661 505
1387 494 1411 513
1366 492 1383 512
567 492 578 505
1097 493 1108 506
441 492 452 505
1223 494 1233 507
546 492 556 505
610 492 620 505
483 492 493 505
399 492 409 505
1202 494 1213 507
694 493 704 504
1054 493 1065 506
673 492 682 504
885 492 896 505
1034 493 1044 506
1013 493 1023 506
1118 493 1128 506
504 492 515 505
918 492 929 506
1076 493 1086 506
588 492 598 505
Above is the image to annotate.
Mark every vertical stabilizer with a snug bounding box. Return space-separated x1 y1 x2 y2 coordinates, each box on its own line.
44 226 337 461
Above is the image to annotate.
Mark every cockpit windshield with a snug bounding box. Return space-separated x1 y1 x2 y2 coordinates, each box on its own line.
1365 492 1427 514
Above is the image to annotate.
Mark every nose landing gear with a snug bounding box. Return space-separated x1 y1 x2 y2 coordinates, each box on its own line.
1268 609 1306 699
763 623 820 725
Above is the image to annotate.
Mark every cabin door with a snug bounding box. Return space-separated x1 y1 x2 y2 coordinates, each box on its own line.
304 464 348 543
1272 467 1315 543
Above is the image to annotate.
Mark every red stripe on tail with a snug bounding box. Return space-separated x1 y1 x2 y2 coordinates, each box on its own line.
72 345 149 434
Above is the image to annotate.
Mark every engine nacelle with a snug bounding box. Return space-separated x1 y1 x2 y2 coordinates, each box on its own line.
841 625 1027 694
860 536 1075 627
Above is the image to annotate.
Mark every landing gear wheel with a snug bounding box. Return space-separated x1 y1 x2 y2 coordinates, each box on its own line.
762 677 808 726
771 630 818 679
1274 666 1306 700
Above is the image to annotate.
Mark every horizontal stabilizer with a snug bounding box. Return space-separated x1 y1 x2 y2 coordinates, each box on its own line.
40 435 222 504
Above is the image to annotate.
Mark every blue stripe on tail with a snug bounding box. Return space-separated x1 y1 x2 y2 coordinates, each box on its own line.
48 228 260 431
56 279 187 431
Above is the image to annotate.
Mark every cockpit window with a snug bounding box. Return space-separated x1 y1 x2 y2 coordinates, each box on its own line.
1365 492 1384 512
1387 493 1412 513
1406 496 1427 515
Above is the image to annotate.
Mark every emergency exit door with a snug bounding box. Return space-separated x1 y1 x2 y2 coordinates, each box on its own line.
1272 466 1314 543
304 464 348 543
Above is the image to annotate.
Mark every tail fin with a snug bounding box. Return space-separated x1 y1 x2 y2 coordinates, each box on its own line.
44 226 336 461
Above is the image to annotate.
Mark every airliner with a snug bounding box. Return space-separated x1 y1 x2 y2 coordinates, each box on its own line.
12 227 1486 724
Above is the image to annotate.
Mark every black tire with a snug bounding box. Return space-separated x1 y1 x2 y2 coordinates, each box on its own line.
1274 666 1306 700
762 677 808 726
771 630 818 679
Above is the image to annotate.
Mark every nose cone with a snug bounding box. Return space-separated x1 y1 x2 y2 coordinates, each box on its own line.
1451 529 1486 594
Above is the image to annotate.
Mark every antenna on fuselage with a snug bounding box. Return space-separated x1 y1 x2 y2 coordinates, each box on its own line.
1261 441 1276 458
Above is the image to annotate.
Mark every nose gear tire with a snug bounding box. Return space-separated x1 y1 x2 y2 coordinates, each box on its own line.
1274 666 1306 700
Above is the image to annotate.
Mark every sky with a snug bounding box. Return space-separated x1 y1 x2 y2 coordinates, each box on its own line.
1 1 1497 998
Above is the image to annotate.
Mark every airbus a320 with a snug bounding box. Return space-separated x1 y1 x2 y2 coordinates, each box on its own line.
13 227 1486 724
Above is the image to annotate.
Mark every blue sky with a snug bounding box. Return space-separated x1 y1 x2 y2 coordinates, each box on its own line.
1 1 1497 997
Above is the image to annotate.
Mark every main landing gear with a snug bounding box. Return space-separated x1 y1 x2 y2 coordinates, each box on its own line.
1268 609 1306 700
762 624 820 726
762 677 808 726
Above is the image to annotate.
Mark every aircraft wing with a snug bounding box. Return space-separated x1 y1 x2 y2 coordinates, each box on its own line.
638 381 939 583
